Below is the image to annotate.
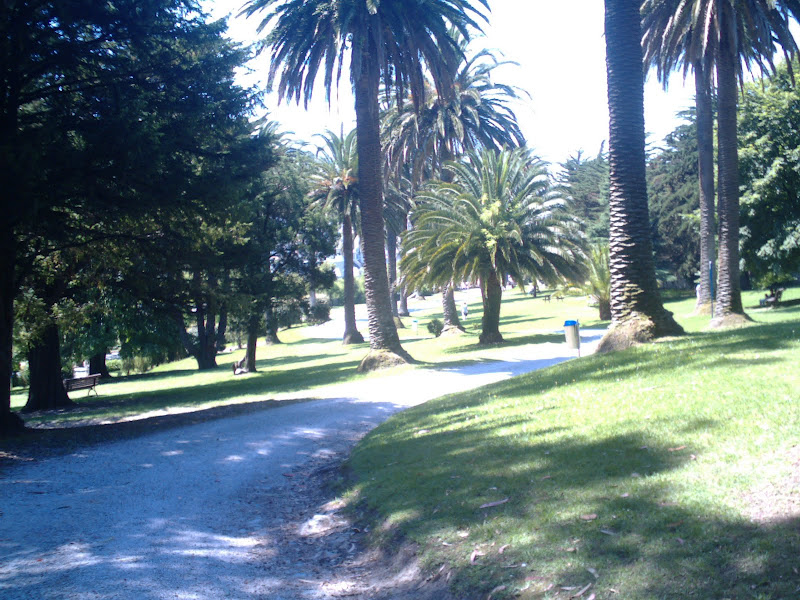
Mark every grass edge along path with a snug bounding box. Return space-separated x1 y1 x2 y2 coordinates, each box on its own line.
344 295 800 600
8 288 604 429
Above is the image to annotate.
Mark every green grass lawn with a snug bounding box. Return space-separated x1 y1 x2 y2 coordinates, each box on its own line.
344 288 800 599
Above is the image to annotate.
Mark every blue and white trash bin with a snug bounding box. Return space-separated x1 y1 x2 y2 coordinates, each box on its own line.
564 319 581 356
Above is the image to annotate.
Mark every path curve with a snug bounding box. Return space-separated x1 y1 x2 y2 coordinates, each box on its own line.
0 331 602 600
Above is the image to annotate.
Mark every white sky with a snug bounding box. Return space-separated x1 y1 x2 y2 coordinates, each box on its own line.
202 0 696 165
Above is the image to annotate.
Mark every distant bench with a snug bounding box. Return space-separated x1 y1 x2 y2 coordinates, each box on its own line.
63 373 101 396
760 288 784 307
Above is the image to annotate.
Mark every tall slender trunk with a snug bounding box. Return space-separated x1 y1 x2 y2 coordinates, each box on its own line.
397 215 410 317
194 302 217 370
695 62 716 314
242 310 260 372
442 285 463 331
438 148 461 329
354 35 411 366
387 232 399 318
713 24 747 324
479 271 503 344
24 322 73 412
600 0 683 347
342 213 364 344
0 231 25 433
216 304 228 351
386 233 405 328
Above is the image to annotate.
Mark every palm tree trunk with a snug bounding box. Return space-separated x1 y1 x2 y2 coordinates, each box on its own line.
599 0 683 351
342 213 364 344
354 38 412 368
397 216 410 317
398 292 410 317
479 271 503 344
695 62 716 315
712 28 747 325
442 285 463 332
386 232 404 327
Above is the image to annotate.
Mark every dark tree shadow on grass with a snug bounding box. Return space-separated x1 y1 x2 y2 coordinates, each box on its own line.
349 417 800 599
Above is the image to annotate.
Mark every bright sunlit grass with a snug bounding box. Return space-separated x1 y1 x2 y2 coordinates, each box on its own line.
344 287 800 599
11 286 602 426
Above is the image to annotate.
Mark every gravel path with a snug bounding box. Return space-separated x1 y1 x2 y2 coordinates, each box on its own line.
0 331 602 600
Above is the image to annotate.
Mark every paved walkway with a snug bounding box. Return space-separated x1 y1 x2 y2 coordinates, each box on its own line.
0 330 603 600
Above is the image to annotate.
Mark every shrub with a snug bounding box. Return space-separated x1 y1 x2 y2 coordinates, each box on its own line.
328 276 366 306
427 318 444 337
121 355 155 376
308 302 331 324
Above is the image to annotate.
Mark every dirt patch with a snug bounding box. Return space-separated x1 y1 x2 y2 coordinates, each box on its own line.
250 447 456 600
744 445 800 524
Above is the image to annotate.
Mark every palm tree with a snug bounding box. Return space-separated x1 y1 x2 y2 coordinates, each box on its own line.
642 7 716 315
599 0 684 351
310 128 365 344
383 39 525 333
241 0 489 369
642 0 800 326
402 148 586 344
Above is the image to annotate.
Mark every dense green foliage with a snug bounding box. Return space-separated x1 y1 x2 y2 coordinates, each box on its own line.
646 114 700 288
557 149 610 243
739 59 800 286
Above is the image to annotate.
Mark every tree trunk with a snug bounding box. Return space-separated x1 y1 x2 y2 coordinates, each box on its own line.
194 303 217 370
694 62 716 315
442 285 464 331
386 233 401 319
599 0 683 350
712 21 747 326
264 302 281 345
24 322 73 412
89 352 111 379
342 213 365 344
354 37 412 368
0 233 25 434
216 303 228 351
398 292 410 317
309 289 317 308
598 299 611 321
397 215 410 317
242 311 260 372
479 271 503 344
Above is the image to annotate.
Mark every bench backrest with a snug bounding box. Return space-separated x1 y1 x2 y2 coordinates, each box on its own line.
63 374 101 391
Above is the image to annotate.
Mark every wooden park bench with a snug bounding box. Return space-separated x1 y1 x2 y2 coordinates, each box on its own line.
63 373 102 396
542 294 551 302
555 295 565 301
